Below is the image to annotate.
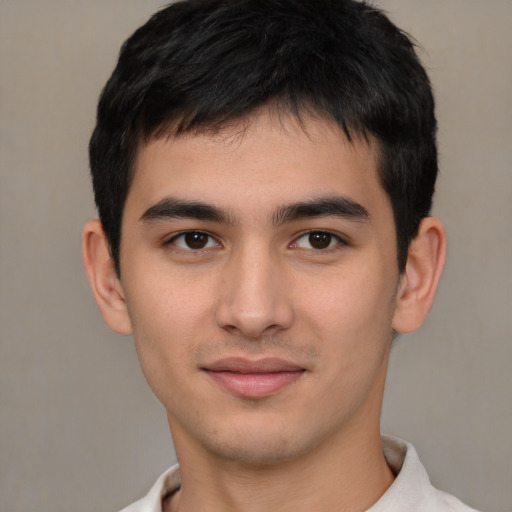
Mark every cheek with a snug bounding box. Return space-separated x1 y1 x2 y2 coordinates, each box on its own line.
126 266 215 333
302 266 396 337
296 264 396 382
123 272 215 398
301 271 395 413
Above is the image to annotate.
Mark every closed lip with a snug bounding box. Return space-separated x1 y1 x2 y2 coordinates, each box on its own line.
202 357 307 398
202 357 306 374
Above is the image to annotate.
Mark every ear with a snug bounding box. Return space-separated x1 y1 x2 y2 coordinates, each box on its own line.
392 217 446 333
82 219 133 335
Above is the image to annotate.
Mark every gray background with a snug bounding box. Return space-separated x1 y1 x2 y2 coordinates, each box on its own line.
1 1 511 511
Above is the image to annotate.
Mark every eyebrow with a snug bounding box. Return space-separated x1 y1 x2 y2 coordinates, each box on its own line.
140 195 370 226
140 197 235 224
273 196 370 225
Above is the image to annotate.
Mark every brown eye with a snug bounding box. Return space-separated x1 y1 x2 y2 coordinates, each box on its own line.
308 232 333 249
184 232 209 249
185 231 208 249
293 231 342 250
170 231 218 250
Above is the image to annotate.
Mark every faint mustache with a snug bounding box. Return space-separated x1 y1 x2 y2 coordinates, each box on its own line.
193 335 320 361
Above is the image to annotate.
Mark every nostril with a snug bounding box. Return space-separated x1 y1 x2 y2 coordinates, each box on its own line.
214 263 294 337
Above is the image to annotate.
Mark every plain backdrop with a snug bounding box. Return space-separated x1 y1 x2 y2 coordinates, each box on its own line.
1 1 511 511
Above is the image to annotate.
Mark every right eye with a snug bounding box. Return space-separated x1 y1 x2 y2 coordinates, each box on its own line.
291 230 346 251
167 231 220 251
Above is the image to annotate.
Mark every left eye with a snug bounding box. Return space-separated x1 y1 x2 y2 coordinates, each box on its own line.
169 231 219 250
293 231 342 250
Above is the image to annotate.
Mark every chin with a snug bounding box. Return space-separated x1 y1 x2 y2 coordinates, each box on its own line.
194 418 321 466
207 437 302 466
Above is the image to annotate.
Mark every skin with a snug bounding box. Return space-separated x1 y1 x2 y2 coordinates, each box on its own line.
83 109 446 512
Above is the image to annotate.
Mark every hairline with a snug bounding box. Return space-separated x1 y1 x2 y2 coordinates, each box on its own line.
114 102 399 277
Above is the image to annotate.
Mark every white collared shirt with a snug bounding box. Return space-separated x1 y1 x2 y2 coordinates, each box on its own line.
120 435 479 512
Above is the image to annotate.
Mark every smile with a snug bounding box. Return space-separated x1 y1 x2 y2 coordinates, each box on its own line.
202 358 306 399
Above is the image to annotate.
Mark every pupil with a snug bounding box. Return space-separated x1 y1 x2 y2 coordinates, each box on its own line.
309 232 331 249
185 232 207 249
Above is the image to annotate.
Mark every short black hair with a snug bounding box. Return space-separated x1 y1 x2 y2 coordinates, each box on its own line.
89 0 438 275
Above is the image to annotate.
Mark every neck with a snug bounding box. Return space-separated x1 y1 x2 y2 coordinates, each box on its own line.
166 424 394 512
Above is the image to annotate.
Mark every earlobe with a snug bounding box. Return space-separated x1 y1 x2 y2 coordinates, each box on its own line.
82 219 133 335
392 217 446 333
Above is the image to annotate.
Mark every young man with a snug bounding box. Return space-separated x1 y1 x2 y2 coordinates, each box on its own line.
83 0 478 510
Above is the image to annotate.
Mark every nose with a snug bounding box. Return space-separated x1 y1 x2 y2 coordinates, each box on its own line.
215 244 294 339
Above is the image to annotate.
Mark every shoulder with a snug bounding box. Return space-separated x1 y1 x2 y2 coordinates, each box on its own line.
118 464 181 512
427 487 480 512
370 435 480 512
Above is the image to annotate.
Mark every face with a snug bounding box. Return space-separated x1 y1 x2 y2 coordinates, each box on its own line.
118 111 402 465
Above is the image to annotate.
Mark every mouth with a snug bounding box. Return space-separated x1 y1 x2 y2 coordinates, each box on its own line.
202 357 306 399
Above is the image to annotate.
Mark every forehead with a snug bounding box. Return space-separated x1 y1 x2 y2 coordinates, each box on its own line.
125 110 390 228
135 110 381 193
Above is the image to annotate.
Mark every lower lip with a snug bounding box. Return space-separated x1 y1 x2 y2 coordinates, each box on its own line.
205 370 304 398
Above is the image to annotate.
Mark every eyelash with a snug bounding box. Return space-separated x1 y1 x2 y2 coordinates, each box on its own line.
164 229 348 253
291 231 347 251
164 231 220 251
